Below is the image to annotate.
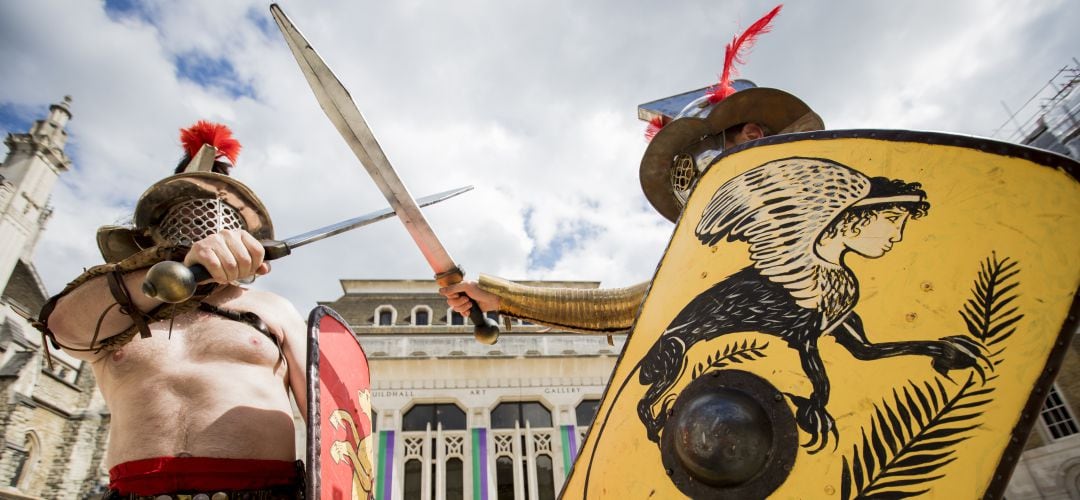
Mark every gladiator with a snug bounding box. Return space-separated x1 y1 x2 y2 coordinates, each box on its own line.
36 122 307 499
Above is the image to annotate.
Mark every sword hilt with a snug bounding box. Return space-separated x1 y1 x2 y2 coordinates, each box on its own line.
436 267 501 344
141 261 212 303
467 299 501 345
141 239 291 303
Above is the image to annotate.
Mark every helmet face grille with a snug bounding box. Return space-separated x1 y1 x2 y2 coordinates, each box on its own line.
157 198 245 246
671 153 697 206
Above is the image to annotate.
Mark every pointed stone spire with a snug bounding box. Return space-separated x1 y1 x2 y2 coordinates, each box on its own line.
0 96 75 293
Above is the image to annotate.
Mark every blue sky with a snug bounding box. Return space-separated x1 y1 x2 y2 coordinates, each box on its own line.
173 52 256 99
2 0 1078 310
103 0 256 99
0 103 38 140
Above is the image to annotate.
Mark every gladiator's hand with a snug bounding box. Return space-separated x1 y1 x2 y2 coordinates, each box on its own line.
785 393 838 454
439 281 499 315
183 229 270 285
931 335 991 383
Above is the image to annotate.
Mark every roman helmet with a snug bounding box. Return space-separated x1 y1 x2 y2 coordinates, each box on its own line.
95 121 274 262
637 5 825 222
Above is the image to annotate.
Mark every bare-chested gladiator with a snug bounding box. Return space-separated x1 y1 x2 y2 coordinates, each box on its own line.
36 122 307 499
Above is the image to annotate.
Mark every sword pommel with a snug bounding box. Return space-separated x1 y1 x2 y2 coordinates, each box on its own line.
436 267 501 344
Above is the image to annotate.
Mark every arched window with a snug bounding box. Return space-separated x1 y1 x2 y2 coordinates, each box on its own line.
375 305 396 326
9 432 38 489
535 454 556 500
403 403 467 431
491 401 552 429
495 456 515 500
445 457 464 500
449 309 464 326
575 399 601 428
412 306 432 326
404 459 423 500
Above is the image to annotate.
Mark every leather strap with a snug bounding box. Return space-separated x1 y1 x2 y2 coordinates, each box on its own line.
106 269 153 339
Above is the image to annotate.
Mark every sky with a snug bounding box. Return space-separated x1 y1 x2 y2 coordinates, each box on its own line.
1 0 1077 312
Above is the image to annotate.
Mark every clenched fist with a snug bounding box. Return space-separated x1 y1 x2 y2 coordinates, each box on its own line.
183 229 270 284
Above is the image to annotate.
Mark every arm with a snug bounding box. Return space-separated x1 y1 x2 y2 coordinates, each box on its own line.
45 247 185 362
831 313 989 381
270 293 309 422
440 274 648 334
46 230 269 360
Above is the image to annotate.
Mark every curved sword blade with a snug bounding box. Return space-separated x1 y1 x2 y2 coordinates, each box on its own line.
270 4 458 276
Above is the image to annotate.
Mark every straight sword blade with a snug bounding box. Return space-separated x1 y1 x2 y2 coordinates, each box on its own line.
270 4 500 343
280 186 472 252
270 4 456 277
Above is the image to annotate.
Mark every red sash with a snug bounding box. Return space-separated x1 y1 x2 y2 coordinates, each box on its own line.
109 457 297 495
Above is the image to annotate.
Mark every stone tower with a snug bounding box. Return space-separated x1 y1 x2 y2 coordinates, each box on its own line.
0 98 110 499
0 96 73 293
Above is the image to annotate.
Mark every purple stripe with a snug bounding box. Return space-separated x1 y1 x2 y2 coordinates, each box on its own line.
383 431 395 500
479 428 489 500
567 427 578 457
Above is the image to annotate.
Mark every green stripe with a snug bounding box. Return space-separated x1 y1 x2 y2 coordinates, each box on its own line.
560 427 573 477
472 429 483 500
376 431 388 499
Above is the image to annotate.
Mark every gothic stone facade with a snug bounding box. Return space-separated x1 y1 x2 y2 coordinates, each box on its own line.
0 257 111 498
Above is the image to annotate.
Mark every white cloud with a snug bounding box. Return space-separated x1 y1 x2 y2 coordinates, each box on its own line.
2 0 1077 312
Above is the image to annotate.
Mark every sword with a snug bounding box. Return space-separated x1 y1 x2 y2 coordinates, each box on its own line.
142 186 472 303
270 3 501 344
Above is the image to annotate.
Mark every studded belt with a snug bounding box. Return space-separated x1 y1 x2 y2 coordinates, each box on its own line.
104 484 301 500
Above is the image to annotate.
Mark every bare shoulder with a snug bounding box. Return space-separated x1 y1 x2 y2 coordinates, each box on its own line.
239 289 305 329
242 288 295 309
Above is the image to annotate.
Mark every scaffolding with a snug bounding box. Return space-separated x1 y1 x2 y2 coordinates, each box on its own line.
992 59 1080 160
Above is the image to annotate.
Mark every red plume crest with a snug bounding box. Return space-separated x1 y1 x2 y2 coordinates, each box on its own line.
644 116 667 141
180 121 242 165
706 4 782 104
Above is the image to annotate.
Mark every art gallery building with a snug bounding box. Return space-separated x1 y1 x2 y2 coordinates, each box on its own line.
320 279 625 500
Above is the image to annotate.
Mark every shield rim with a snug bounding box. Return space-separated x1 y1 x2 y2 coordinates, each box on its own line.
306 305 371 500
562 129 1080 500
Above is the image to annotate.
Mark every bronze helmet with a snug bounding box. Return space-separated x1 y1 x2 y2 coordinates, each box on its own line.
95 122 273 262
638 83 824 222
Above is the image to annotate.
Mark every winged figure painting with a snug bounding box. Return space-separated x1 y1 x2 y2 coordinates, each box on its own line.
636 157 990 452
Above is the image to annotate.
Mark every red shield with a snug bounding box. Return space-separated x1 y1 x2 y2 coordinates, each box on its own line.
306 305 375 500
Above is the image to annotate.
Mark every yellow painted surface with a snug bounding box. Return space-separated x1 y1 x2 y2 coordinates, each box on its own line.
562 137 1080 499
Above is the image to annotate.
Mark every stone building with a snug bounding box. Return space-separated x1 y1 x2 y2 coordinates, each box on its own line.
320 279 624 500
0 98 112 499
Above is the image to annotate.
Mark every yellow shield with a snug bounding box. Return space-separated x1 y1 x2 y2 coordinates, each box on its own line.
562 131 1080 499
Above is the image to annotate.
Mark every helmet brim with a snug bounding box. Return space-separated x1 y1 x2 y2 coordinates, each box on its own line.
639 88 824 222
95 172 273 262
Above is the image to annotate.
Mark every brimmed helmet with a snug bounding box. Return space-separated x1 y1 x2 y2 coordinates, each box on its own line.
95 122 273 262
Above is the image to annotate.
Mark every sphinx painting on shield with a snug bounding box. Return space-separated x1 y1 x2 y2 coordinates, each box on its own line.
635 157 991 452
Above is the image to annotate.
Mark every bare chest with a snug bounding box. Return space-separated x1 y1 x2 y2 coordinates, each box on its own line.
103 308 283 375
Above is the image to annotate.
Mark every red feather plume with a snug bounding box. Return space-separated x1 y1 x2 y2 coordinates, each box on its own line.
705 4 782 104
180 121 242 165
644 116 667 141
